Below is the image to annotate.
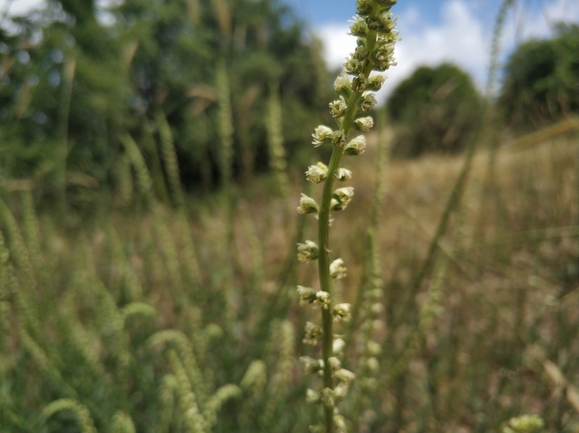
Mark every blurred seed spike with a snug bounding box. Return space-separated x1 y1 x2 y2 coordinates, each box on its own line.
212 0 231 40
42 399 96 433
20 328 78 399
122 41 138 69
120 133 154 202
106 223 143 301
20 191 42 271
186 0 200 26
111 410 137 433
155 110 184 208
120 302 157 324
147 330 208 405
260 320 295 431
158 374 179 433
167 349 206 433
266 82 290 198
215 60 234 187
203 384 242 428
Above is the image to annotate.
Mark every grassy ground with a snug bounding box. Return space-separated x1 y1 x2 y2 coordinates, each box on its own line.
1 125 578 432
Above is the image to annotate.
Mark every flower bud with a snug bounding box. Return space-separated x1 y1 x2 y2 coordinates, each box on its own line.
312 125 333 147
297 193 319 214
332 130 347 148
354 116 374 131
352 73 368 92
305 162 328 184
356 0 373 15
330 258 347 280
333 337 346 354
344 135 366 155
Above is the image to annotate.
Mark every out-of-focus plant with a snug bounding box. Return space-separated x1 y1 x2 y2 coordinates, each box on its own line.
386 63 483 158
499 23 579 132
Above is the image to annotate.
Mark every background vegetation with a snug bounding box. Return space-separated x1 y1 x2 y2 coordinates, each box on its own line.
1 1 578 432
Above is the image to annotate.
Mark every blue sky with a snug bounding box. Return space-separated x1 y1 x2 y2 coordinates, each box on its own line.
281 0 579 99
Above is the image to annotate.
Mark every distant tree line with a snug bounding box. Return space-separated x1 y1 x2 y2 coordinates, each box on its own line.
385 23 579 158
0 0 331 206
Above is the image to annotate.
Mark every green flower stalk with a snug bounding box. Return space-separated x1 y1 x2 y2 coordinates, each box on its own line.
295 1 399 432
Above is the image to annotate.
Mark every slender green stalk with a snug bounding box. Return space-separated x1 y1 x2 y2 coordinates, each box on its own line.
296 3 399 432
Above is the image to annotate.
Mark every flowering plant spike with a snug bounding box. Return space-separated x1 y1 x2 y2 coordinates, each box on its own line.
295 1 399 432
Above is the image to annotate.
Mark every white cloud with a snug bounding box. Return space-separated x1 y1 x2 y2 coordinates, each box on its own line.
315 0 579 101
0 0 45 17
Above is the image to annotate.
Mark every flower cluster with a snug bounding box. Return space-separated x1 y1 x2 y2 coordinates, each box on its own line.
295 1 398 431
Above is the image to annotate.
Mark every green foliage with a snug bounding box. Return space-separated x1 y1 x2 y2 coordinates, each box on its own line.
386 63 484 158
499 23 579 131
0 0 329 206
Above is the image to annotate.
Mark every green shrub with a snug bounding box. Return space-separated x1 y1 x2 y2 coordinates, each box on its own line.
386 63 484 158
499 23 579 131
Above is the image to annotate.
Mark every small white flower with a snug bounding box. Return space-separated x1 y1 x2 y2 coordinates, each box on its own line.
311 125 333 147
334 414 347 433
367 341 382 356
303 322 323 345
349 16 368 37
305 162 328 184
334 168 352 181
333 187 354 207
320 387 336 408
368 74 386 91
354 116 374 131
366 357 380 372
352 73 368 92
329 96 347 118
297 240 319 262
333 337 346 354
330 258 347 280
359 92 377 112
297 193 319 214
344 135 366 155
333 303 351 322
297 285 317 305
299 356 323 375
334 72 351 94
328 356 341 371
306 388 320 404
315 291 331 309
332 130 347 148
335 368 356 384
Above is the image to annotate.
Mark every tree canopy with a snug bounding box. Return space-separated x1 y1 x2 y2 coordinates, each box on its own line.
499 23 579 131
0 0 330 206
386 63 483 158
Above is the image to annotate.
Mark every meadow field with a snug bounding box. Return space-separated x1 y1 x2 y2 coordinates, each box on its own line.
1 116 578 432
2 0 579 432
